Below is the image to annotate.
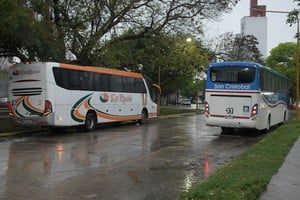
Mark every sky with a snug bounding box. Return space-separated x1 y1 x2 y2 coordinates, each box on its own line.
204 0 299 56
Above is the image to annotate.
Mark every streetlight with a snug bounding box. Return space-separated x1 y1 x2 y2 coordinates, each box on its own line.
186 37 192 43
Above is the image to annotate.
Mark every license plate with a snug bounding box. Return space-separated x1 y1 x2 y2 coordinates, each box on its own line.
225 115 234 119
19 119 32 124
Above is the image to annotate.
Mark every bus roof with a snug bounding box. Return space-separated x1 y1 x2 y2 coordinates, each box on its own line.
59 63 144 79
209 61 260 68
209 61 289 80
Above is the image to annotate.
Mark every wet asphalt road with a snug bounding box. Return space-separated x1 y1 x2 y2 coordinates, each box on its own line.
0 114 262 200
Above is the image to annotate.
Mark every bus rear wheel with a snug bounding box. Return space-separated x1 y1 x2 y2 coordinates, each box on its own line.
221 127 234 134
261 115 271 134
84 112 96 131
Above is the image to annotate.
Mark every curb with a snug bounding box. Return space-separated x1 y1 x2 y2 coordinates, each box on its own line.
0 128 47 138
158 112 197 119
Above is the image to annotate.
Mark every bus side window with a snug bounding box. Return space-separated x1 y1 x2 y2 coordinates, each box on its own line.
94 73 101 91
81 72 94 90
53 68 69 89
260 69 265 90
123 77 135 92
136 78 147 93
69 70 81 90
101 74 110 91
110 75 123 92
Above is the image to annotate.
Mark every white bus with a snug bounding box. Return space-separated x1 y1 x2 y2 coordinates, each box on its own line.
8 62 160 131
205 62 290 133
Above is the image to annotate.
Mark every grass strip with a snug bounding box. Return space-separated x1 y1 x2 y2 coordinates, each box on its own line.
0 118 30 133
180 120 300 200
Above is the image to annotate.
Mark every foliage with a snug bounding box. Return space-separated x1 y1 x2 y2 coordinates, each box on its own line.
0 0 240 65
180 120 300 200
208 32 264 63
0 0 64 61
265 42 296 82
98 33 209 96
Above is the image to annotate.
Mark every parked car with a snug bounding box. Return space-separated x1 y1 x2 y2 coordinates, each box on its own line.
180 98 191 107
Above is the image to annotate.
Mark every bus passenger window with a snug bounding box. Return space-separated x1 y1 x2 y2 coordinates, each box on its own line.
69 71 81 89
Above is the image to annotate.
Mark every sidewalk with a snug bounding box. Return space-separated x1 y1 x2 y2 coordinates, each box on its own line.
260 136 300 200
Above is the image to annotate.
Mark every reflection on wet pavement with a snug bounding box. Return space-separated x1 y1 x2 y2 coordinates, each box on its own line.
0 115 262 200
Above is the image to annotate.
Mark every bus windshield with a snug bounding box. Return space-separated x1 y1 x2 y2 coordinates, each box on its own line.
210 67 256 83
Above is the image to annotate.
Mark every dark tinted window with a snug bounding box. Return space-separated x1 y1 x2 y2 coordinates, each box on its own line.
53 68 69 88
136 78 147 93
110 75 123 92
210 67 256 83
69 70 81 89
52 67 147 93
145 76 159 102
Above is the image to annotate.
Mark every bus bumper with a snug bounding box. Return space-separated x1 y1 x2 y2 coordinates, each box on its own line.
9 113 55 127
205 116 258 129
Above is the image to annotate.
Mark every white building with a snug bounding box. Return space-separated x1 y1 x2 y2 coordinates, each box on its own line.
241 0 268 58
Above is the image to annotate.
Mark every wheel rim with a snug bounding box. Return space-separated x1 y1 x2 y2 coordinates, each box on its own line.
267 117 270 131
86 113 95 130
87 117 94 129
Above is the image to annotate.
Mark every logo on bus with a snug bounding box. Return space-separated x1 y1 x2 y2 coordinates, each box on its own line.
214 83 251 90
100 93 109 103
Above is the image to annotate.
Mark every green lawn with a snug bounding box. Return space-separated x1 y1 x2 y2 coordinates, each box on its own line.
0 117 30 133
180 120 300 200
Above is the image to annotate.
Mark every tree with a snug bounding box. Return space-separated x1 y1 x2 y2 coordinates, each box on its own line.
207 32 264 63
265 42 296 82
49 0 239 65
99 33 209 96
0 0 240 64
0 0 64 61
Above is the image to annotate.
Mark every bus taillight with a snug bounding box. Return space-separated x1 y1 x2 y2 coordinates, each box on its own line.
43 100 53 115
8 102 14 116
205 102 209 116
251 104 258 117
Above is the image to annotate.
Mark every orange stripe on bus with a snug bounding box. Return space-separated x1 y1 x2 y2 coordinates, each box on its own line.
24 97 44 113
59 63 143 79
148 113 157 118
84 100 91 110
96 112 140 121
74 100 86 120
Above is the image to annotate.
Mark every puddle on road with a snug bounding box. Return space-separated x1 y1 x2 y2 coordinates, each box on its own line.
0 115 263 200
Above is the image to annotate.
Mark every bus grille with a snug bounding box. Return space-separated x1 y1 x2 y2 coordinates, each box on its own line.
12 88 43 96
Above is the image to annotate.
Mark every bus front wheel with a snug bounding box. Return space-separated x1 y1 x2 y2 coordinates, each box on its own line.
139 109 148 124
84 112 97 131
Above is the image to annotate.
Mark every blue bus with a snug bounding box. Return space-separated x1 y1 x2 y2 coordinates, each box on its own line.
205 62 290 132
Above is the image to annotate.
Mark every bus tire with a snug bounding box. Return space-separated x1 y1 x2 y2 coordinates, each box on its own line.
139 109 148 124
283 111 287 122
264 115 271 133
221 127 234 134
84 112 97 131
